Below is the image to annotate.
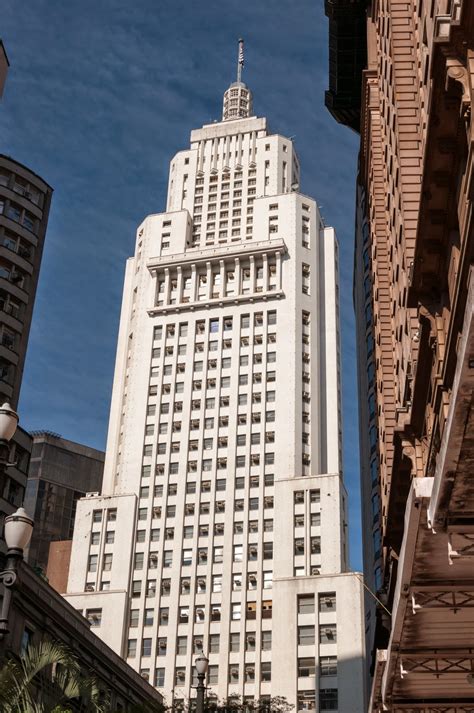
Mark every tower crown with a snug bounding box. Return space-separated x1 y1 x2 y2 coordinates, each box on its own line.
222 81 253 120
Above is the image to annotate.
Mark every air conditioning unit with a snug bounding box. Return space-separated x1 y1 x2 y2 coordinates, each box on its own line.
247 636 256 644
231 668 239 678
325 628 334 637
86 492 99 498
248 574 257 582
85 584 95 592
325 597 333 606
177 671 185 680
195 639 203 648
159 640 167 649
311 567 320 576
161 612 169 620
250 547 257 555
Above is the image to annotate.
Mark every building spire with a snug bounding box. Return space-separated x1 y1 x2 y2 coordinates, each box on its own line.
222 38 253 121
237 38 244 84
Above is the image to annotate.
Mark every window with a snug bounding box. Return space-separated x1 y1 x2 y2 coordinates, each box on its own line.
146 580 157 597
262 630 272 650
319 624 337 643
132 580 142 598
263 542 273 560
176 636 187 655
233 544 243 562
175 667 186 685
229 664 239 683
159 608 169 625
310 489 320 503
263 571 273 589
127 639 137 658
92 510 102 523
91 532 100 545
319 690 338 711
319 593 336 612
298 595 315 615
209 634 220 653
134 553 144 570
208 665 219 685
142 638 152 657
297 691 316 712
88 555 98 572
214 546 223 563
261 662 271 682
298 658 315 678
320 656 337 676
231 604 241 620
298 625 315 646
86 608 102 627
155 668 165 687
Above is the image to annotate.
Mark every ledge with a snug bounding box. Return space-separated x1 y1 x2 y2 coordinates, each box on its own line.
147 238 287 273
148 289 285 316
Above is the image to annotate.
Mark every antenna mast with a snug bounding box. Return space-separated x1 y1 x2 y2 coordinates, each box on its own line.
237 38 244 83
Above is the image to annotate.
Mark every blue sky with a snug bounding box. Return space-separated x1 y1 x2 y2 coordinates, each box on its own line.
0 0 362 568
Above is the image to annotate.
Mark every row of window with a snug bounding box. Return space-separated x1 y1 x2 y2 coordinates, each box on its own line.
149 453 275 470
136 518 275 543
153 313 276 342
149 431 276 451
154 630 270 657
140 472 275 499
147 411 277 434
0 170 43 206
136 495 274 521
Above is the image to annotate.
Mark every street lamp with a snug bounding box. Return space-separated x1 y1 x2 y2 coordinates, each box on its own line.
0 507 34 642
195 654 209 713
0 402 19 491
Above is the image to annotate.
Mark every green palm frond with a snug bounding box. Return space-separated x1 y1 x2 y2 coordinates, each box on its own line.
0 638 107 713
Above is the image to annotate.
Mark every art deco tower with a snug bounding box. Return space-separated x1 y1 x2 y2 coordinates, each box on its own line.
65 47 366 712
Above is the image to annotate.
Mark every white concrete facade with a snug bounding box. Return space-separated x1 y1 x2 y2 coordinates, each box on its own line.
65 80 366 712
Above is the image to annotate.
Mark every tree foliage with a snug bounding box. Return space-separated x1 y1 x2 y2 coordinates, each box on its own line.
0 638 106 712
124 695 294 713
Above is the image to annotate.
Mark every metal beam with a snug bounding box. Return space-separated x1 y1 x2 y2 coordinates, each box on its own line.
412 589 474 612
400 655 474 676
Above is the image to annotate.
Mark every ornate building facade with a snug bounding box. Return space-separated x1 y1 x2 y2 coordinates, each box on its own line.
326 1 474 709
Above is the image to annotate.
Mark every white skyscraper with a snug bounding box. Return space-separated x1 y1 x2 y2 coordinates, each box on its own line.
65 49 366 712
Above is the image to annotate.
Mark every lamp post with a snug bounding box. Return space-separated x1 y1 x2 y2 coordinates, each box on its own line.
0 402 19 492
0 507 34 642
195 654 209 713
